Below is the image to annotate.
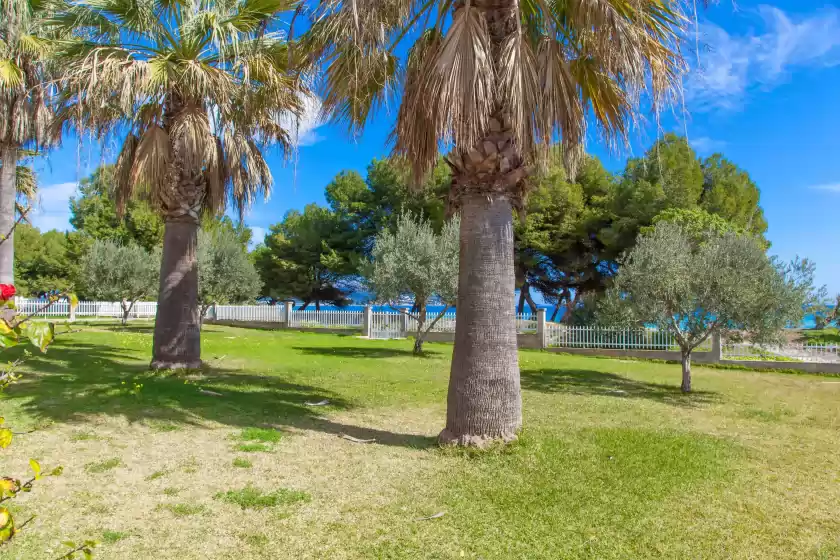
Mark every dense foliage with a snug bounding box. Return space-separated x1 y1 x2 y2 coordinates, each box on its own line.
198 227 261 318
253 204 359 309
607 222 815 392
80 240 159 324
368 212 459 353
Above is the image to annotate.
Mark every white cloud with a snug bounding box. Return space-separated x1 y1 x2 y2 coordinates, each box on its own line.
689 136 726 153
279 94 325 148
809 183 840 193
687 6 840 110
29 182 78 232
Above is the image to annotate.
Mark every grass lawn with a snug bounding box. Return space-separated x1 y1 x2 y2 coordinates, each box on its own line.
1 325 839 559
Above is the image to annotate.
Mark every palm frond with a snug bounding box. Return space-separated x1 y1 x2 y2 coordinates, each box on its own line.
53 0 307 220
130 124 172 208
310 0 688 182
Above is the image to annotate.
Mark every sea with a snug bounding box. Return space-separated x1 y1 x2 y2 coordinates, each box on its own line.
310 293 826 330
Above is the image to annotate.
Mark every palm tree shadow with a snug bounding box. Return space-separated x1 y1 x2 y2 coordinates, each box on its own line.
4 339 436 449
521 367 718 407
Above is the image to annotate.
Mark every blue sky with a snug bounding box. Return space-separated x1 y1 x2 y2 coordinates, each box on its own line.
30 1 840 294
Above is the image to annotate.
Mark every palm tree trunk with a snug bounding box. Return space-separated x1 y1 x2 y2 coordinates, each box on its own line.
151 219 201 369
0 146 18 284
440 193 521 446
440 0 524 446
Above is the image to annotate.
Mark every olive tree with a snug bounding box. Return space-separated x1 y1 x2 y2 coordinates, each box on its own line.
610 222 813 392
198 228 261 321
369 213 459 354
81 240 159 325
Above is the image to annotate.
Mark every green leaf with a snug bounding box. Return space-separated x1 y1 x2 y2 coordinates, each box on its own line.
0 428 12 449
50 466 64 476
83 550 94 560
62 540 77 548
20 322 54 352
29 459 42 479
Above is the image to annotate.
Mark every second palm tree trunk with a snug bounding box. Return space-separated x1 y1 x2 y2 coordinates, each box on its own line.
151 218 201 369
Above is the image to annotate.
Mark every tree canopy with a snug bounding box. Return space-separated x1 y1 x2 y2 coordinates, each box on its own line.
254 204 359 309
14 224 74 296
326 158 450 254
198 227 261 317
607 222 814 392
368 212 459 353
80 239 159 323
70 166 164 252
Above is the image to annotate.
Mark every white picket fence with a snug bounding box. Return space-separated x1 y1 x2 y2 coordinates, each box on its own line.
213 304 285 323
15 297 158 319
370 311 406 339
723 343 840 363
545 323 712 352
288 308 364 329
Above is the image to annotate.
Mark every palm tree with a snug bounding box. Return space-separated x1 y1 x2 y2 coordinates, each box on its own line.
305 0 687 445
0 0 60 283
52 0 306 368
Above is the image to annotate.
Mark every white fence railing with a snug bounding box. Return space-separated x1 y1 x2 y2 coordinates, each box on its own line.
288 308 364 329
545 324 712 352
723 343 840 363
370 311 405 339
406 311 536 334
15 297 158 319
214 304 285 323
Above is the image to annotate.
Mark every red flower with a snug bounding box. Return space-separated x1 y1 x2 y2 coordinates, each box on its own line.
0 284 15 301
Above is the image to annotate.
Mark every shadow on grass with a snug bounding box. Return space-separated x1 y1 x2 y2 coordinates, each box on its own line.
292 346 443 359
521 367 718 407
4 338 437 450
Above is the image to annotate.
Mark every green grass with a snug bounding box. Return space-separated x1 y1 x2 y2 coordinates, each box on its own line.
84 457 122 473
1 324 839 559
156 503 207 517
234 442 272 453
101 530 129 543
214 486 311 510
235 427 283 443
145 469 168 481
70 431 99 442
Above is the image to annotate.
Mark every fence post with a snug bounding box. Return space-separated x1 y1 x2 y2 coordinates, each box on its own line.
284 301 294 327
69 299 76 323
711 331 722 363
363 305 373 338
537 308 546 348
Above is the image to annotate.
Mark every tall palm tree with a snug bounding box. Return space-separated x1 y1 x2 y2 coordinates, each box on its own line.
52 0 306 368
305 0 687 445
0 0 60 283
